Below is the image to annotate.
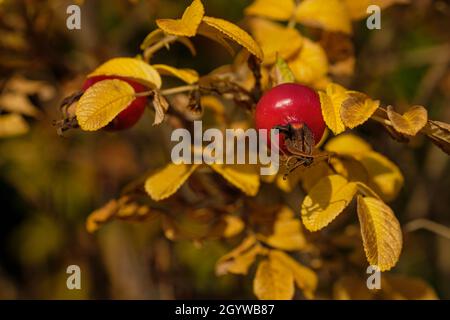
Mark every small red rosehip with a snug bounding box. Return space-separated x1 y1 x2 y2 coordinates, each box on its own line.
255 83 326 155
82 75 148 130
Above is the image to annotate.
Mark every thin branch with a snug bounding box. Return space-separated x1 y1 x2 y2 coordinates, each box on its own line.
403 218 450 240
143 35 178 61
160 85 198 96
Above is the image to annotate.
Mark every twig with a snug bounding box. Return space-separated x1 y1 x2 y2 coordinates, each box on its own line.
160 85 198 96
143 35 178 61
403 218 450 240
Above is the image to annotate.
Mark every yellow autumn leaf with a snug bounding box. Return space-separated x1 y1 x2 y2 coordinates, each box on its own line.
201 16 263 61
140 29 165 49
295 0 352 34
0 113 29 137
356 195 402 271
216 236 265 275
156 0 204 37
221 215 245 238
153 64 199 84
381 274 438 300
88 57 162 89
271 56 296 85
343 0 409 20
210 164 260 196
329 157 369 183
145 163 199 201
259 206 306 251
319 83 348 135
340 91 380 128
386 105 428 136
197 22 235 56
244 0 295 21
249 18 302 65
325 133 372 155
301 175 357 231
253 255 295 300
288 38 328 85
357 151 403 202
76 79 135 131
270 250 318 299
333 275 374 299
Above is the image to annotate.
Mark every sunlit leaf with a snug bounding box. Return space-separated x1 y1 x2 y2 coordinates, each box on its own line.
76 79 135 131
210 164 260 196
270 250 318 299
201 16 263 61
145 163 199 201
387 105 428 136
288 38 328 85
244 0 295 21
356 195 402 271
319 83 347 135
325 133 372 155
197 22 235 56
357 151 403 202
156 0 204 37
253 254 294 300
249 18 302 65
88 57 162 88
153 64 199 84
295 0 352 34
301 175 357 231
340 91 380 128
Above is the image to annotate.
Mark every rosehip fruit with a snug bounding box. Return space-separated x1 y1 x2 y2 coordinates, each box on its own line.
255 83 325 154
82 75 148 130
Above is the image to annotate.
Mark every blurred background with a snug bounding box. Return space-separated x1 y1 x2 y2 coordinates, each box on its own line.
0 0 449 299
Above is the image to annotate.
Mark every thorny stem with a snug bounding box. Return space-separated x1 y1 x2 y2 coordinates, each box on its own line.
143 35 178 61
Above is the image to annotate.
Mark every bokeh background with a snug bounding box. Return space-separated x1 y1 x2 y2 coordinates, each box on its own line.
0 0 449 299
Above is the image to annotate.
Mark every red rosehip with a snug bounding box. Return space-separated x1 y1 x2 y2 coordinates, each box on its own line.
255 83 325 154
82 75 148 130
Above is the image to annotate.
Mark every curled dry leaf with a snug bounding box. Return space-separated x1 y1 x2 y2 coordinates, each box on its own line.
340 91 380 129
88 57 162 89
244 0 295 21
253 253 295 300
216 236 265 275
386 105 428 136
156 0 205 37
422 120 450 155
151 90 169 125
249 18 303 65
153 64 199 84
86 197 155 233
295 0 352 34
301 174 357 231
0 113 29 137
145 163 199 201
201 16 264 61
356 195 402 271
76 79 135 131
